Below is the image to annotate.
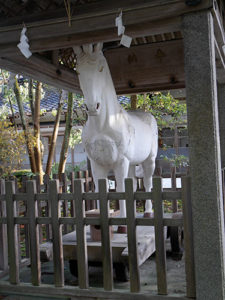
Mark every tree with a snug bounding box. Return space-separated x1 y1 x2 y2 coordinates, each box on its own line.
14 76 37 173
45 94 63 176
0 120 26 177
58 91 73 178
122 92 187 130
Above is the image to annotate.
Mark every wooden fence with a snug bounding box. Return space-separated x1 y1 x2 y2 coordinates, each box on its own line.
0 176 195 300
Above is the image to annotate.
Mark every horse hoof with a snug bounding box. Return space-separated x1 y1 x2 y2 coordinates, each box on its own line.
117 226 127 233
144 212 154 218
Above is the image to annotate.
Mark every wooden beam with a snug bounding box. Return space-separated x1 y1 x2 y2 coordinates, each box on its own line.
0 39 186 94
0 0 213 54
105 39 185 94
0 54 81 93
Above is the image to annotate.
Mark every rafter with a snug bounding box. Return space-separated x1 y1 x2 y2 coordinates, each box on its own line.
0 0 212 55
0 53 81 93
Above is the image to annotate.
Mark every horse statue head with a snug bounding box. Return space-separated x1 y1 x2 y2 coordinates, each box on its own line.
73 43 110 116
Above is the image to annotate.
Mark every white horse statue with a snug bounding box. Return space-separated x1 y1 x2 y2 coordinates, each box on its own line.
73 43 158 228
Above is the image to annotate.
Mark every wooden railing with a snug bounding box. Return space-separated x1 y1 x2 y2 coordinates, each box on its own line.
0 177 195 299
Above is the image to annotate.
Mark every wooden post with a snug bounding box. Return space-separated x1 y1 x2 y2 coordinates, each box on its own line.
99 179 113 291
0 179 8 271
61 173 69 234
26 180 41 286
171 166 178 212
69 172 75 231
131 94 137 110
73 179 88 289
49 180 64 287
125 178 140 293
181 177 196 298
153 177 167 295
5 181 19 284
43 174 51 241
34 175 43 245
183 10 225 299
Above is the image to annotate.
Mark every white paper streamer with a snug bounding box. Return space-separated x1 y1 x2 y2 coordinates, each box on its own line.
61 89 68 102
17 27 32 59
115 11 132 48
115 11 125 36
120 34 132 48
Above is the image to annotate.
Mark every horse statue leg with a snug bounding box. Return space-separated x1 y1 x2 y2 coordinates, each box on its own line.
90 160 109 209
128 165 138 192
142 154 156 218
114 157 130 233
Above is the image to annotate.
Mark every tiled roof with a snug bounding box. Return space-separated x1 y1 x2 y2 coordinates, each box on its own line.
0 86 130 115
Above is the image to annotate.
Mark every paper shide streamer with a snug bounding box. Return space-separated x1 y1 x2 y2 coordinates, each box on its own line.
115 11 132 48
17 26 32 59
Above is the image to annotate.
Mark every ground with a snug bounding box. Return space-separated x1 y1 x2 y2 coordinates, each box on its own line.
0 240 186 299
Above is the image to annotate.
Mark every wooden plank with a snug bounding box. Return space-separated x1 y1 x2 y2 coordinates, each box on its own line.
153 177 167 295
14 217 29 224
0 281 188 300
134 190 182 201
5 181 19 284
181 177 196 298
135 216 183 227
99 179 113 291
26 180 41 286
73 179 89 289
49 180 64 287
61 173 69 234
37 217 51 224
0 179 8 271
105 39 185 94
125 178 140 292
0 0 212 52
0 54 80 94
36 194 49 201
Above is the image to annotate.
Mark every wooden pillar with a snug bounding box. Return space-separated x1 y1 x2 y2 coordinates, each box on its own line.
183 10 225 300
130 94 137 110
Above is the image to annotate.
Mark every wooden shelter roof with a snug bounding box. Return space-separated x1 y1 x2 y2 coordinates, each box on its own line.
0 0 224 94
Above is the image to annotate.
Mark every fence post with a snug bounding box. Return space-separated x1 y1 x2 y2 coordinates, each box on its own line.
125 178 140 293
171 166 178 212
0 179 8 271
73 179 89 289
99 179 113 291
49 180 64 287
33 175 43 245
153 177 167 295
26 180 41 286
181 176 196 298
6 181 19 284
61 173 69 234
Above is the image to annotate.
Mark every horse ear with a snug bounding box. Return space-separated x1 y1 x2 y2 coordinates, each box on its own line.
82 44 93 55
94 43 103 53
73 46 83 56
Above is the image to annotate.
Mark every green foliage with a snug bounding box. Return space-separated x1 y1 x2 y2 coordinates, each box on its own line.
51 160 86 178
160 154 189 168
12 169 35 184
0 120 26 177
69 128 82 148
122 92 187 130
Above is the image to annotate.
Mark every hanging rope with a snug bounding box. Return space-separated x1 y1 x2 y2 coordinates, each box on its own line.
64 0 71 27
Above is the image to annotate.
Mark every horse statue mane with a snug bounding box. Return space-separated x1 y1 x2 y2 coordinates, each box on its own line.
73 43 158 228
